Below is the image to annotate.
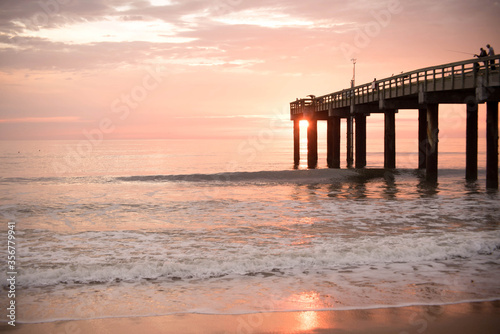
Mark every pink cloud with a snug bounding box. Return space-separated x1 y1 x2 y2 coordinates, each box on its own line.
0 117 85 124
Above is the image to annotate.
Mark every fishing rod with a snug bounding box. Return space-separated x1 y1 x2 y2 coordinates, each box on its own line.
446 49 475 56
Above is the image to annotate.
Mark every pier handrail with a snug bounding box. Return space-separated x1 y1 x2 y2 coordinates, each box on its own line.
291 55 500 115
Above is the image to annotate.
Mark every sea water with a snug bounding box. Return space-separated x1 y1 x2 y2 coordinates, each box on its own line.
0 139 499 324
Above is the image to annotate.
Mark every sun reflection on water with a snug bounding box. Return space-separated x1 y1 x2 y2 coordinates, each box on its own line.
297 311 320 332
288 291 334 332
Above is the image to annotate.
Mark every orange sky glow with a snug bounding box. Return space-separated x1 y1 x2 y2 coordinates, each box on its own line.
0 0 499 142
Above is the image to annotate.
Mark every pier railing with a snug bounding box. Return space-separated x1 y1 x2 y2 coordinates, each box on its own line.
290 55 500 115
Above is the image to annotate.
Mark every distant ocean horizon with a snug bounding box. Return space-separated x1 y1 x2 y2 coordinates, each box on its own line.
0 136 491 176
1 138 499 324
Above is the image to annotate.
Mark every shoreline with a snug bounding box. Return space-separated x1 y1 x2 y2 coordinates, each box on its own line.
3 300 500 334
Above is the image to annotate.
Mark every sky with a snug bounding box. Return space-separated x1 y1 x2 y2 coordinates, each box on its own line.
0 0 499 140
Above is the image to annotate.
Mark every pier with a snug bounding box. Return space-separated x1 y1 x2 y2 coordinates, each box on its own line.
290 56 500 188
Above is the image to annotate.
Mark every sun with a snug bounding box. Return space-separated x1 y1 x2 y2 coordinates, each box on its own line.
299 120 309 128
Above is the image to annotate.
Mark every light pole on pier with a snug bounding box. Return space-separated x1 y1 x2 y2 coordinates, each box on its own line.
351 58 357 87
347 58 357 168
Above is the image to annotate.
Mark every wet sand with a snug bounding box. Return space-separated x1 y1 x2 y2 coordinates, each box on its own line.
3 300 500 334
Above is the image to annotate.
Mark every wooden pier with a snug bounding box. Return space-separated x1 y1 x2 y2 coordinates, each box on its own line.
290 56 500 188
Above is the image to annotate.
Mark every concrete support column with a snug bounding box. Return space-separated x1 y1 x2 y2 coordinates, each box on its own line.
486 102 499 189
384 109 396 169
418 108 427 170
327 117 341 168
307 119 318 169
347 116 354 168
293 119 300 166
355 114 367 168
466 100 478 181
426 104 439 183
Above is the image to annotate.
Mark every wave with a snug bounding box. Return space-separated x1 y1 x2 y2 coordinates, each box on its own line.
115 169 361 183
11 230 500 288
0 169 359 184
114 168 468 184
0 168 474 185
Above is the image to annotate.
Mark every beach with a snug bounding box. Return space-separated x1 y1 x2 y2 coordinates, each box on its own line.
4 301 500 334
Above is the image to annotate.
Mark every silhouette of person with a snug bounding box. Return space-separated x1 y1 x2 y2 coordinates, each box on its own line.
371 78 378 91
474 48 487 59
487 44 496 70
474 47 488 72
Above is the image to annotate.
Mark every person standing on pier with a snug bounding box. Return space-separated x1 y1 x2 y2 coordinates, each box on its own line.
487 44 496 70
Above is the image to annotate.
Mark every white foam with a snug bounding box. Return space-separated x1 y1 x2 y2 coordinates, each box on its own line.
13 229 500 287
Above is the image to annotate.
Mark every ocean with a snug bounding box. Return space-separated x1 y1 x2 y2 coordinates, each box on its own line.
0 138 499 326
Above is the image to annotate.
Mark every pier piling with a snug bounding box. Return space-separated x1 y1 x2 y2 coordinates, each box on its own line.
347 116 354 168
487 102 499 189
384 110 396 169
327 117 341 168
426 104 439 183
466 100 478 181
293 119 300 166
418 108 427 170
307 119 318 169
355 114 367 168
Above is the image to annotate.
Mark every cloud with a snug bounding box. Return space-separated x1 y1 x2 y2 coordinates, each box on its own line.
0 116 85 123
0 0 496 74
1 0 498 74
0 0 373 72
